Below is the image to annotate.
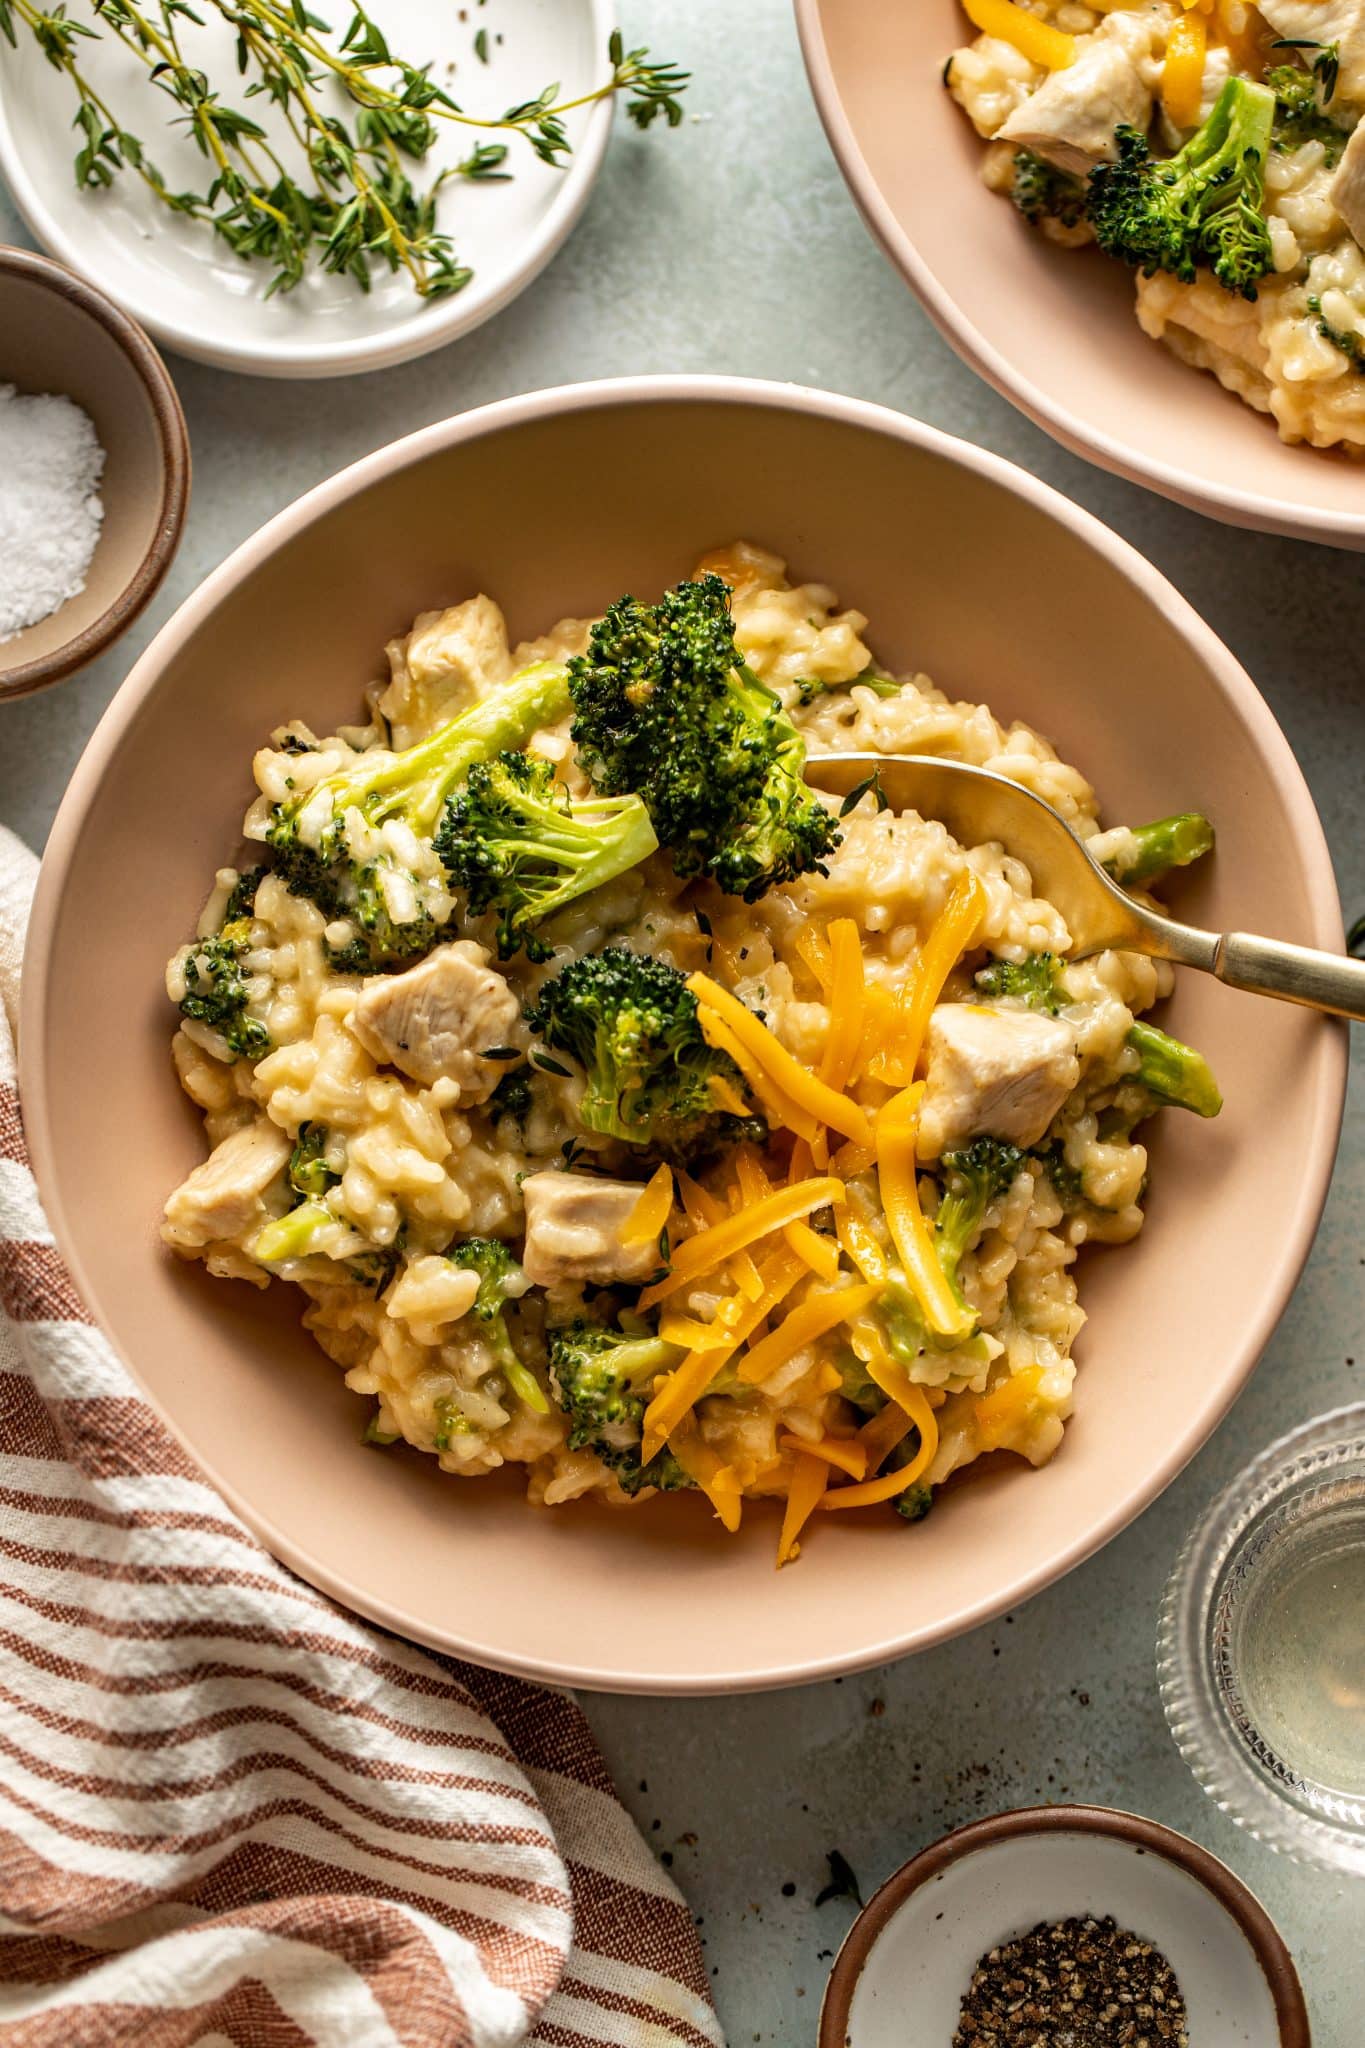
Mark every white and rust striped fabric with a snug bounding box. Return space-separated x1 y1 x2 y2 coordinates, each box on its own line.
0 831 723 2048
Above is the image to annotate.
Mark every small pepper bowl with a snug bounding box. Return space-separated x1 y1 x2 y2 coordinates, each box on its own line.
0 244 189 701
819 1805 1309 2048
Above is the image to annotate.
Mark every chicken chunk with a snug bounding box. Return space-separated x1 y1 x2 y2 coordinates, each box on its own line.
520 1172 662 1288
349 941 521 1099
378 595 513 749
1332 122 1365 249
162 1119 292 1251
918 1004 1080 1159
1259 0 1365 106
998 28 1152 176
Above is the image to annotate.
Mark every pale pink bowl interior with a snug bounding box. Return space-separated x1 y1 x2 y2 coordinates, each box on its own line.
21 380 1347 1692
796 0 1365 549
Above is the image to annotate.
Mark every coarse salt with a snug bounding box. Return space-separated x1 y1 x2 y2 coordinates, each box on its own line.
0 382 106 644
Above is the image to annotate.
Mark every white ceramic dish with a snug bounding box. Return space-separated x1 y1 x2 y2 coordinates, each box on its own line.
820 1807 1310 2047
0 0 613 379
794 0 1365 551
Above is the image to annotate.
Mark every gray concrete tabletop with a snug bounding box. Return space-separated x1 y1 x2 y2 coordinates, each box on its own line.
3 0 1362 2039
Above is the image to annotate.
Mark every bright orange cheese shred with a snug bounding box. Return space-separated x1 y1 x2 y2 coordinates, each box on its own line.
737 1281 877 1386
640 1248 806 1461
668 1419 744 1533
777 1430 868 1481
1162 7 1207 127
776 1453 829 1566
819 1382 939 1510
962 0 1076 67
876 1085 976 1344
870 869 986 1086
819 918 866 1095
622 1165 673 1247
637 1177 845 1310
688 973 875 1148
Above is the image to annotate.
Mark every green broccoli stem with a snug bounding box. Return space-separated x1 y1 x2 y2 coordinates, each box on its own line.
1105 813 1214 887
280 660 572 844
1127 1021 1222 1117
367 661 572 836
253 1198 334 1263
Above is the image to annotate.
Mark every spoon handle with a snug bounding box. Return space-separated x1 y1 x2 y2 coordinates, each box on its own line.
1212 931 1365 1021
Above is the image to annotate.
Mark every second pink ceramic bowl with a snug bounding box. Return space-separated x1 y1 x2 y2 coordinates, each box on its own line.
796 0 1365 550
22 377 1347 1692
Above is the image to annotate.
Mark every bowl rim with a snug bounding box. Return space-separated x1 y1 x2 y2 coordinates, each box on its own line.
0 0 615 381
818 1803 1312 2047
0 244 191 701
792 0 1365 552
19 373 1349 1693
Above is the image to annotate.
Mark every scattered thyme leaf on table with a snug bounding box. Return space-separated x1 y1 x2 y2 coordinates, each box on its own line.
0 2 688 299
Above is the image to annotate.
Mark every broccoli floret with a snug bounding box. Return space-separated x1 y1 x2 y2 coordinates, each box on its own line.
895 1480 934 1524
1269 57 1348 164
1103 813 1215 886
1087 77 1276 299
223 866 267 922
547 1318 694 1494
448 1237 548 1414
176 913 271 1060
568 574 840 901
1307 291 1365 370
1032 1140 1085 1211
934 1139 1028 1310
289 1122 339 1199
1126 1020 1223 1118
974 952 1067 1014
1012 149 1085 227
434 750 658 960
526 948 765 1162
263 660 571 974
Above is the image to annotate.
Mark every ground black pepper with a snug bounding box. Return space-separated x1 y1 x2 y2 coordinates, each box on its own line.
952 1914 1189 2047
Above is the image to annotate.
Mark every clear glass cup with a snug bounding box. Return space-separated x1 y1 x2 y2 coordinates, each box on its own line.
1158 1403 1365 1875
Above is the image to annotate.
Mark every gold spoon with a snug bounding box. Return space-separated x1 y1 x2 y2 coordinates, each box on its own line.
804 752 1365 1022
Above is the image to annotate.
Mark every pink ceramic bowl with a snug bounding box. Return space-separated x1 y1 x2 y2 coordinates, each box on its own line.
22 377 1347 1693
795 0 1365 550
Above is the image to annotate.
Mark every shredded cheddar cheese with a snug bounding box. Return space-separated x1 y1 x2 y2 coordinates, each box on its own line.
876 1085 976 1343
961 0 1076 68
777 1430 868 1481
622 1165 673 1247
637 1177 846 1310
776 1453 829 1566
1162 8 1207 127
870 869 986 1086
688 972 875 1148
737 1281 878 1386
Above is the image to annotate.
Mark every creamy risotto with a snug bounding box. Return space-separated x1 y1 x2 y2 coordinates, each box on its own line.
947 0 1365 452
162 544 1220 1564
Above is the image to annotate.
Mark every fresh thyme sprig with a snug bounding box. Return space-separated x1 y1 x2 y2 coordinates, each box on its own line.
0 2 689 299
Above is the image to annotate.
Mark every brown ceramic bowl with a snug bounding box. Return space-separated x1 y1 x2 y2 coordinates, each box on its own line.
20 378 1347 1693
0 245 189 699
820 1806 1310 2047
795 0 1365 550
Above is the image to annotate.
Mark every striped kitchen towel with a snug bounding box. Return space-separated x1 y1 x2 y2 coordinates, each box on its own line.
0 825 722 2048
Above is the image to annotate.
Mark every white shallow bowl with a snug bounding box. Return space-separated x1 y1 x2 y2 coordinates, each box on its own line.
0 0 612 378
795 0 1365 550
820 1807 1310 2047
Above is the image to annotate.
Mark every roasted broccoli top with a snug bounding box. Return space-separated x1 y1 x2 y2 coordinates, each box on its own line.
526 947 765 1163
1087 76 1276 299
568 573 840 901
176 882 271 1060
1012 149 1086 228
434 751 658 960
974 952 1068 1014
